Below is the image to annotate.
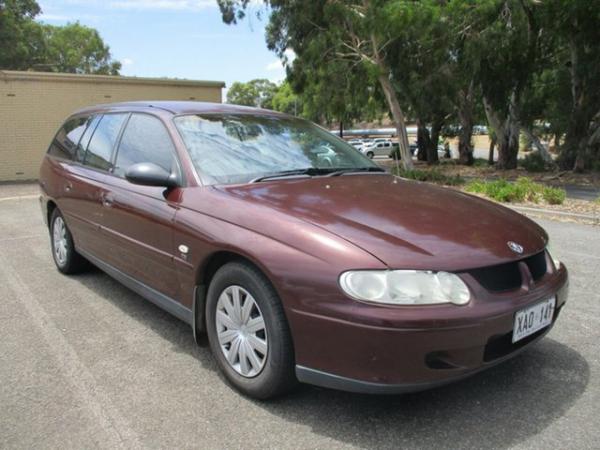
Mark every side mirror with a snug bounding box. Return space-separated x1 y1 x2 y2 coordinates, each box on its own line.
125 162 179 188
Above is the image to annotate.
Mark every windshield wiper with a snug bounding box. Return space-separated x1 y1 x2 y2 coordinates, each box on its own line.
325 167 386 177
251 168 325 183
251 166 385 183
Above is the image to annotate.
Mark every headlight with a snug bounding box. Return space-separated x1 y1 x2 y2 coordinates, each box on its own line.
339 270 470 305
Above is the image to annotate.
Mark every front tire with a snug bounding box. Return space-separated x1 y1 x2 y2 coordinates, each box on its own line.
206 261 296 399
50 209 89 274
367 151 374 159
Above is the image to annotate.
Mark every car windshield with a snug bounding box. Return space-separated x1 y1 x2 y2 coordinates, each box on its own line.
174 114 378 185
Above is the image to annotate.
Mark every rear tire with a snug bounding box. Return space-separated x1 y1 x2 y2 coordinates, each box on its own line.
206 261 297 399
367 151 374 159
50 209 89 274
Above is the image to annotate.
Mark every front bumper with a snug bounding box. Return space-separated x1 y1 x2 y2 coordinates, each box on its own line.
290 265 568 393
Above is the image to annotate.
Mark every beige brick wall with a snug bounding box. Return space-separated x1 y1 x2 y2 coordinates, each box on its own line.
0 71 224 181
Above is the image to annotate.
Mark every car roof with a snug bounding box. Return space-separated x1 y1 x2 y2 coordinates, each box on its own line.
73 101 289 118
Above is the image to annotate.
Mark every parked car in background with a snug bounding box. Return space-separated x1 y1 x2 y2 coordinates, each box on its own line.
40 101 568 400
473 125 489 135
347 139 364 151
362 139 393 158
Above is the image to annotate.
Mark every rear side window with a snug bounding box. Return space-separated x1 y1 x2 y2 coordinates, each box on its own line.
75 115 101 163
48 116 89 160
84 113 128 171
113 114 177 178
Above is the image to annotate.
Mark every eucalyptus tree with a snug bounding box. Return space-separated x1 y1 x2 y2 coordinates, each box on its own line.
217 0 418 169
227 78 278 108
0 0 42 70
543 0 600 171
450 0 544 169
286 53 384 136
386 1 455 165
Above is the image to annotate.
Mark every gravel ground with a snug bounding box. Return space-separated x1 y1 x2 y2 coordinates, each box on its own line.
0 189 598 450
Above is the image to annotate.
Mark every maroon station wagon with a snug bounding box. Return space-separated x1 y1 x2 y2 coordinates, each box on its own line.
39 102 569 399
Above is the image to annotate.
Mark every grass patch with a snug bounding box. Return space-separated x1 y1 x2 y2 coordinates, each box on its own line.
472 158 490 167
465 177 566 205
394 168 465 186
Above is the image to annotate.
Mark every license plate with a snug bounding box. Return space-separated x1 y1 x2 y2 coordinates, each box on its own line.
512 297 556 343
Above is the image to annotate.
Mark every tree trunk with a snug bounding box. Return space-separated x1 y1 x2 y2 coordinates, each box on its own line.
484 95 520 170
416 122 428 161
457 81 475 165
488 135 496 165
521 127 554 165
369 27 412 170
496 121 520 170
378 72 413 170
339 121 343 138
427 120 441 165
458 122 474 165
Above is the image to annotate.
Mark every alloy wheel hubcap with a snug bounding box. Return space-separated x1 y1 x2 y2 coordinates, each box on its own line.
53 217 68 266
215 285 268 378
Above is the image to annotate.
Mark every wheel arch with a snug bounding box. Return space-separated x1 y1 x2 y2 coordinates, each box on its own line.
192 250 277 344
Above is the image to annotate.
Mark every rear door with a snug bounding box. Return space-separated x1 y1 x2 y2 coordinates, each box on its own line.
100 113 182 300
67 113 129 262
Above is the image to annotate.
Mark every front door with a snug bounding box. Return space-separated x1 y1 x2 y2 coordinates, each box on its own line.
100 113 182 300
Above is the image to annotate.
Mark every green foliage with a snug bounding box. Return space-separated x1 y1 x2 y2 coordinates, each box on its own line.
542 186 566 205
521 152 550 173
393 168 465 186
0 0 42 69
227 79 278 109
218 0 600 172
270 81 300 115
466 177 565 204
40 23 121 74
1 1 121 74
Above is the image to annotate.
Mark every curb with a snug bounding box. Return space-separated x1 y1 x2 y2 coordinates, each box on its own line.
508 205 600 224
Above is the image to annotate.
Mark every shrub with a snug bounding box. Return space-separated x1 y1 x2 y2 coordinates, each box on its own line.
543 186 566 205
521 151 548 172
465 177 565 205
394 168 464 186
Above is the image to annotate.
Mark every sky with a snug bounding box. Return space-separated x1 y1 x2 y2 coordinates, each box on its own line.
36 0 289 92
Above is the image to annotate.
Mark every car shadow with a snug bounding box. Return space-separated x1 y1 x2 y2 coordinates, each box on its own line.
75 268 589 450
259 338 588 449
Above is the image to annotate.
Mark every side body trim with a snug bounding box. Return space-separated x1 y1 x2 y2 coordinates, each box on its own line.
79 248 193 325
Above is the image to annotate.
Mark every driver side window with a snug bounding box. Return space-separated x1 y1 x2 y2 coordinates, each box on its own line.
113 114 178 178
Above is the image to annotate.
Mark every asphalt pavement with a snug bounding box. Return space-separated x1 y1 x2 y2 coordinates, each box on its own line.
1 190 599 450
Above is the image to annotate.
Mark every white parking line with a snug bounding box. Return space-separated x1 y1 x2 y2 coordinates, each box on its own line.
0 195 39 202
560 250 600 261
0 235 44 243
0 259 145 450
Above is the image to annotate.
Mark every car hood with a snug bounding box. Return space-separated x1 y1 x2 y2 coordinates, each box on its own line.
216 174 547 271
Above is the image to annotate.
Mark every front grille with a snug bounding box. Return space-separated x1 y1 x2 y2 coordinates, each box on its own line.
523 251 547 281
468 251 548 292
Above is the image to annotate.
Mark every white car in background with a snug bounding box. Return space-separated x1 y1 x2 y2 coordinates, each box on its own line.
362 139 394 158
347 139 364 150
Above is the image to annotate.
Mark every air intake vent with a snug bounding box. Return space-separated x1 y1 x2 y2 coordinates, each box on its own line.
468 251 547 292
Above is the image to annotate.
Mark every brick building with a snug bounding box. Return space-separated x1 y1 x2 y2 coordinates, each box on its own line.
0 71 225 181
